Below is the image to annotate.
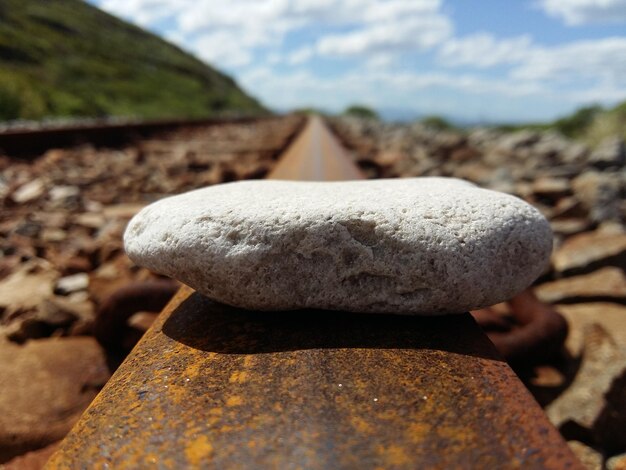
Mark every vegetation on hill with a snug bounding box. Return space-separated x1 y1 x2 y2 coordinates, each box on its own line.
292 107 329 116
0 0 265 121
497 100 626 145
420 115 454 131
343 105 379 120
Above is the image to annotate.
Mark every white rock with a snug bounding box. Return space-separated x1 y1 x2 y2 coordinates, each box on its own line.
55 273 89 295
124 178 552 314
11 179 45 203
49 185 80 202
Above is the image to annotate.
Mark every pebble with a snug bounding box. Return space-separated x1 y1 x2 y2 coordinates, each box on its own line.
54 273 89 295
11 179 45 204
124 177 552 314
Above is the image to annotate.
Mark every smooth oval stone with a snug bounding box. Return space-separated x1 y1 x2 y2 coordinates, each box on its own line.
124 178 552 314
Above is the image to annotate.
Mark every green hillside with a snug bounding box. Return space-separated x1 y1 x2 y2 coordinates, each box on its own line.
0 0 265 120
497 100 626 145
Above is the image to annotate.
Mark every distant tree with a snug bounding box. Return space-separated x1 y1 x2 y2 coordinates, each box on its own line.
343 105 379 120
293 107 327 116
421 115 454 131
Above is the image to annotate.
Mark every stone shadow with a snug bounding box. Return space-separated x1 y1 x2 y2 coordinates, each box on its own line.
162 291 502 361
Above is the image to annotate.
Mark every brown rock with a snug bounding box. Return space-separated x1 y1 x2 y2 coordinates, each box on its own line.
553 229 626 274
102 202 146 219
532 176 571 200
536 267 626 304
2 441 60 469
572 170 623 224
0 255 21 282
58 255 92 275
373 151 404 167
0 337 109 461
54 273 89 295
550 219 591 237
33 211 68 230
452 161 493 184
6 295 98 342
589 136 625 170
0 261 58 317
547 324 625 445
11 179 45 204
72 212 105 229
4 318 52 343
450 146 480 163
42 296 94 323
561 142 589 163
607 452 626 470
556 303 626 356
495 129 540 154
567 441 602 470
40 228 67 243
48 185 80 203
551 196 586 220
594 368 626 454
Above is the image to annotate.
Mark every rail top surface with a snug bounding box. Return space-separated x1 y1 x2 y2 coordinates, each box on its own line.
47 116 580 469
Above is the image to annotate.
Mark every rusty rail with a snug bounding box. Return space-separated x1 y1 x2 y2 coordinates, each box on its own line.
47 116 581 469
0 115 269 158
267 115 365 181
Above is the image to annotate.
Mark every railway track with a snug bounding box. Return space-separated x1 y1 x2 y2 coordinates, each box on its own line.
0 115 272 158
44 116 580 468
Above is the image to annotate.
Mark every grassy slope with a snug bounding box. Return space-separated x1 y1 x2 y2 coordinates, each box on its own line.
496 101 626 145
0 0 265 120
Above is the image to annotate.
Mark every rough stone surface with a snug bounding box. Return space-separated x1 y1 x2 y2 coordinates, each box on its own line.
0 337 110 462
607 452 626 470
536 267 626 304
588 136 625 170
571 171 624 224
552 229 626 275
125 178 552 314
3 442 59 469
567 441 602 470
547 324 626 444
556 303 626 356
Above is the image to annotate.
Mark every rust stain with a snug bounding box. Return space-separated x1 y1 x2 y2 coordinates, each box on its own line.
185 435 213 466
225 395 243 407
46 286 582 469
350 416 374 434
406 422 430 443
242 355 256 368
228 370 248 384
376 444 411 466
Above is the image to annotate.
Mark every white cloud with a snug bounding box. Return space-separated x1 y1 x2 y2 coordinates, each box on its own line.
511 37 626 83
439 33 534 68
569 82 626 103
96 0 451 70
91 0 626 119
193 32 254 68
239 66 550 113
537 0 626 25
436 32 626 103
286 47 314 65
316 15 451 57
98 0 186 26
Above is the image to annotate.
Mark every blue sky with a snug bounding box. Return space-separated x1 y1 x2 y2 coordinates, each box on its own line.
88 0 626 123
